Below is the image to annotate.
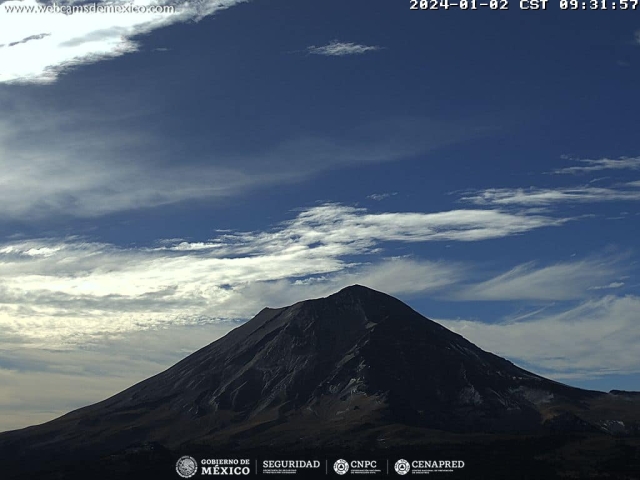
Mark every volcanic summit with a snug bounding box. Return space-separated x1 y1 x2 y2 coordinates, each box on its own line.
1 285 638 479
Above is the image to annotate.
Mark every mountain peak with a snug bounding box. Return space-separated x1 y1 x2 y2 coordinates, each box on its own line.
335 283 378 294
1 287 638 480
5 286 599 439
327 284 396 303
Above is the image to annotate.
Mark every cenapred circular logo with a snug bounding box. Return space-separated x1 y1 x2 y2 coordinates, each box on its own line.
176 455 198 478
395 459 410 475
334 459 349 475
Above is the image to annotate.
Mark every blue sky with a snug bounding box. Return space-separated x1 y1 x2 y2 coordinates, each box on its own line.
0 0 639 431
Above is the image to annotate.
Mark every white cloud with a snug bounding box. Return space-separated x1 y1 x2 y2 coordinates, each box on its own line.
0 110 475 219
0 203 562 347
217 257 466 316
438 295 640 379
461 155 640 208
276 204 565 244
553 156 640 175
589 282 625 291
367 192 397 201
0 323 234 431
457 257 625 301
0 0 247 84
307 40 381 56
461 186 640 206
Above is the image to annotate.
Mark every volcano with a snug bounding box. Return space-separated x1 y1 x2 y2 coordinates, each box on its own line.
1 285 639 479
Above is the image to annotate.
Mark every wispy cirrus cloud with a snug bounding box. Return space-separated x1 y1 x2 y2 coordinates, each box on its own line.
0 203 564 347
439 294 640 379
0 324 234 431
0 0 248 84
589 281 625 290
307 40 381 56
460 185 640 206
456 256 626 301
461 155 640 208
552 156 640 175
367 192 397 201
0 107 478 219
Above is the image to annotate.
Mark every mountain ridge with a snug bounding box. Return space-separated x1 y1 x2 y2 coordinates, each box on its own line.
0 285 638 479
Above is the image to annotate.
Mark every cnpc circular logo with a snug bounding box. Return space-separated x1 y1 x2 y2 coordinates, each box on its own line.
334 459 349 475
395 459 410 475
176 455 198 478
